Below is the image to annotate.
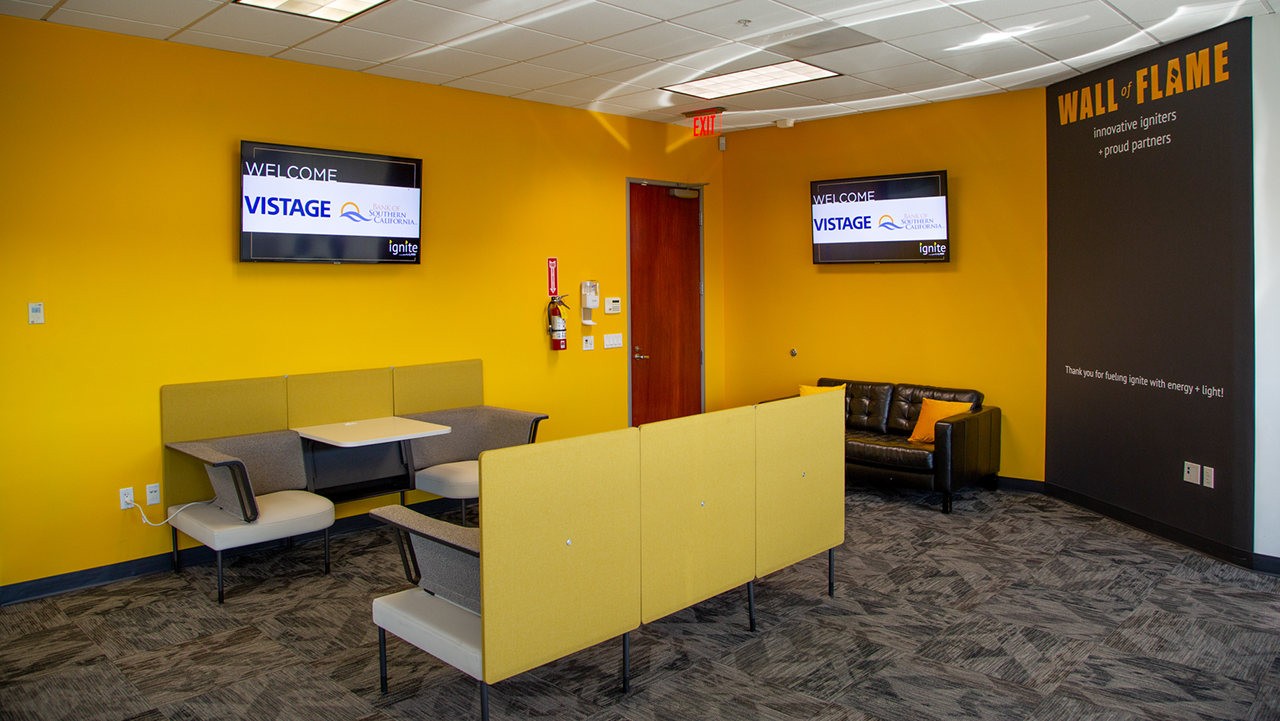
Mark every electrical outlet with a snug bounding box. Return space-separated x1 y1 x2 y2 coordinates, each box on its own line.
119 487 135 510
1203 466 1215 488
146 483 160 505
1183 462 1201 485
583 335 595 351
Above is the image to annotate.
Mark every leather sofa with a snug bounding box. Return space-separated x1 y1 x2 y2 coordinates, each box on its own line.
816 378 1001 513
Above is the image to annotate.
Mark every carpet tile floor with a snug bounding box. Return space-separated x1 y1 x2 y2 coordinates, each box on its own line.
2 484 1279 721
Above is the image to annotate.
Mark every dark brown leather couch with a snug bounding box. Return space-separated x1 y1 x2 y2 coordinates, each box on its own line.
817 378 1001 513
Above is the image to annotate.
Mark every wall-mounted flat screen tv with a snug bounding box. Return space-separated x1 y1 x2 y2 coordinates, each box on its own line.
240 141 423 264
811 170 948 263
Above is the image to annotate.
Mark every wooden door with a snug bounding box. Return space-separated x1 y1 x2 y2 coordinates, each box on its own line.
629 183 702 426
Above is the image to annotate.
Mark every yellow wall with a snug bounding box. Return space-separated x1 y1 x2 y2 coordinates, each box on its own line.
0 16 724 586
721 91 1048 481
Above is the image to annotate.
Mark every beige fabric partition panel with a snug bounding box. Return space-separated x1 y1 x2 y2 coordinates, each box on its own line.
755 391 846 578
639 407 756 624
286 368 393 427
478 428 641 685
393 360 484 415
161 377 289 507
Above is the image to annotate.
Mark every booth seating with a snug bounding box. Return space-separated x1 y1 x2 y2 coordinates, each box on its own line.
402 406 548 527
166 431 335 603
816 378 1001 513
370 391 845 719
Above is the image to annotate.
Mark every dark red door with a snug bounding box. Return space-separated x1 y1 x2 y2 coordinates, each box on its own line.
629 183 702 426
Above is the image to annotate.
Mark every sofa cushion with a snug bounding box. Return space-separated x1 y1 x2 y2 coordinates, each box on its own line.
819 378 892 434
845 430 934 470
887 384 983 435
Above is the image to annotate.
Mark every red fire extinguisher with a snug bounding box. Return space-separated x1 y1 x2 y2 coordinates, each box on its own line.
547 295 570 350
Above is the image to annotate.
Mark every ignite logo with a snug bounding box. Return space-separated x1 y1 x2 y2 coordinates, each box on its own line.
341 202 372 222
879 215 903 230
919 242 947 257
388 240 419 256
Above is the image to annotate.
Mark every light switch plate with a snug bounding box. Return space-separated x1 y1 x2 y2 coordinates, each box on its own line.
1202 466 1215 488
583 335 594 351
1183 461 1201 484
603 333 623 349
28 302 44 324
605 298 621 314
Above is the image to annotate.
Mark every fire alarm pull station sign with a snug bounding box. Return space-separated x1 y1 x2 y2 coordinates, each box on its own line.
547 257 558 296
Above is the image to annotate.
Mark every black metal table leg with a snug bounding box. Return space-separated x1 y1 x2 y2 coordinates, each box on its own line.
747 580 757 632
378 628 388 694
828 547 835 597
622 632 631 693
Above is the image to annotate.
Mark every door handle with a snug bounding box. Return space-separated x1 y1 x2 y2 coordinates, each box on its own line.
634 346 649 360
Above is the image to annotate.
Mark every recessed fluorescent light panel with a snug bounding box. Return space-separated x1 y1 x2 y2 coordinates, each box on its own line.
663 60 837 100
236 0 391 22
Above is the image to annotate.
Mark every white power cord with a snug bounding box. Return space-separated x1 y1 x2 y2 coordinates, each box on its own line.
132 500 212 527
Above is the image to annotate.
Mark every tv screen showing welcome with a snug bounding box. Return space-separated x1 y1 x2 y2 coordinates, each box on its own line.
240 141 423 263
811 170 949 263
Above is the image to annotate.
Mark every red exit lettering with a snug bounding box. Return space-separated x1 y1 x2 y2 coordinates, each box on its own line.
693 114 720 137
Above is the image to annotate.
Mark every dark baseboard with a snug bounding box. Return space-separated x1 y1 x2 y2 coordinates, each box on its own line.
995 476 1045 493
0 498 457 607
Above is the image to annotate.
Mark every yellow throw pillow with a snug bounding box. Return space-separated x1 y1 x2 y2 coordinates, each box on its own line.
908 398 974 443
799 384 844 396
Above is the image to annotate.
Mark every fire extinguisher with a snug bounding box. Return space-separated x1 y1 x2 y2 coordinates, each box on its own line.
547 295 570 350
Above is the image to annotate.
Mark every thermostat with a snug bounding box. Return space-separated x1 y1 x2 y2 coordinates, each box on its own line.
605 297 621 314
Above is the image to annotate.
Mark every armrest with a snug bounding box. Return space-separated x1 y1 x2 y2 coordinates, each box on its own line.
371 504 480 589
165 441 259 522
933 406 1002 490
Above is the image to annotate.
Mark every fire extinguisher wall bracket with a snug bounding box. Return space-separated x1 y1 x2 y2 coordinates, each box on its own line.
548 295 570 351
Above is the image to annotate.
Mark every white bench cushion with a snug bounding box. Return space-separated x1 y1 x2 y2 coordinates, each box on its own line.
169 490 334 552
374 588 483 680
415 460 479 499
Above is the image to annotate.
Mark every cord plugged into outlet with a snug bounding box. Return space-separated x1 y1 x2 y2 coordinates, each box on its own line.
119 487 134 510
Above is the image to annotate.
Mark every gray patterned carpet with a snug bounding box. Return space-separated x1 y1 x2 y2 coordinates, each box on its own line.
3 485 1279 721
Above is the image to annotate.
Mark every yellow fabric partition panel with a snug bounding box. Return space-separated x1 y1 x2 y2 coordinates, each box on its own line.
639 407 755 624
286 368 394 427
160 376 289 507
392 360 484 415
478 428 641 684
755 392 846 578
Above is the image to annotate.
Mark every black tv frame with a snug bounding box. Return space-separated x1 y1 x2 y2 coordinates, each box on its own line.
811 169 949 264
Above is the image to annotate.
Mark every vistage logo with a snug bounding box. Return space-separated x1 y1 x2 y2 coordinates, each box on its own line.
879 215 903 230
341 202 372 222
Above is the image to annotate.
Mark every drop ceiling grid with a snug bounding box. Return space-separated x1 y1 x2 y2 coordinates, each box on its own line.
16 0 1276 128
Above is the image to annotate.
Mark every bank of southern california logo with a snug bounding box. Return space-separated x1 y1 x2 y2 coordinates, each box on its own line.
879 214 903 230
340 202 372 222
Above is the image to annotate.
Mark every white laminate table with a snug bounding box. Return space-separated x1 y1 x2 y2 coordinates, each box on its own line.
292 417 451 503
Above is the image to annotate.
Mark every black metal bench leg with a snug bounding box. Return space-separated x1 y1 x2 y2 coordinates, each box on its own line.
461 498 469 528
216 550 224 604
324 528 331 574
747 580 757 632
171 527 179 573
622 632 631 693
378 628 388 694
828 548 835 597
480 680 490 721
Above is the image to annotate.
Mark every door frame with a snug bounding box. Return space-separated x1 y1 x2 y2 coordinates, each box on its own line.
625 177 707 427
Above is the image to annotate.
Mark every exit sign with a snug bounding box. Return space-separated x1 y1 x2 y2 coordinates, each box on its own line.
693 114 720 137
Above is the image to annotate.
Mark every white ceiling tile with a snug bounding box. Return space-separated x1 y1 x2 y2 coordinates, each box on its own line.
539 75 646 100
671 0 817 42
447 25 578 61
187 3 329 46
275 47 378 71
628 111 685 123
887 23 1023 58
772 0 914 16
364 64 459 84
716 88 822 109
298 27 431 63
602 61 705 87
515 1 658 42
806 42 920 74
512 88 585 106
171 29 286 56
7 0 54 6
934 43 1053 77
780 73 884 100
392 45 512 75
718 109 788 129
470 61 584 88
526 44 650 73
838 92 924 111
0 0 50 18
771 102 850 119
989 2 1130 43
854 59 968 86
1025 24 1145 62
982 59 1077 89
349 1 493 44
950 0 1095 22
1139 2 1269 43
47 8 173 37
909 78 1001 100
1056 27 1155 70
843 5 981 40
824 0 949 27
606 0 726 21
601 87 693 111
424 0 562 22
444 76 528 95
58 0 219 27
1104 0 1201 23
575 99 652 116
668 44 790 73
595 21 728 60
